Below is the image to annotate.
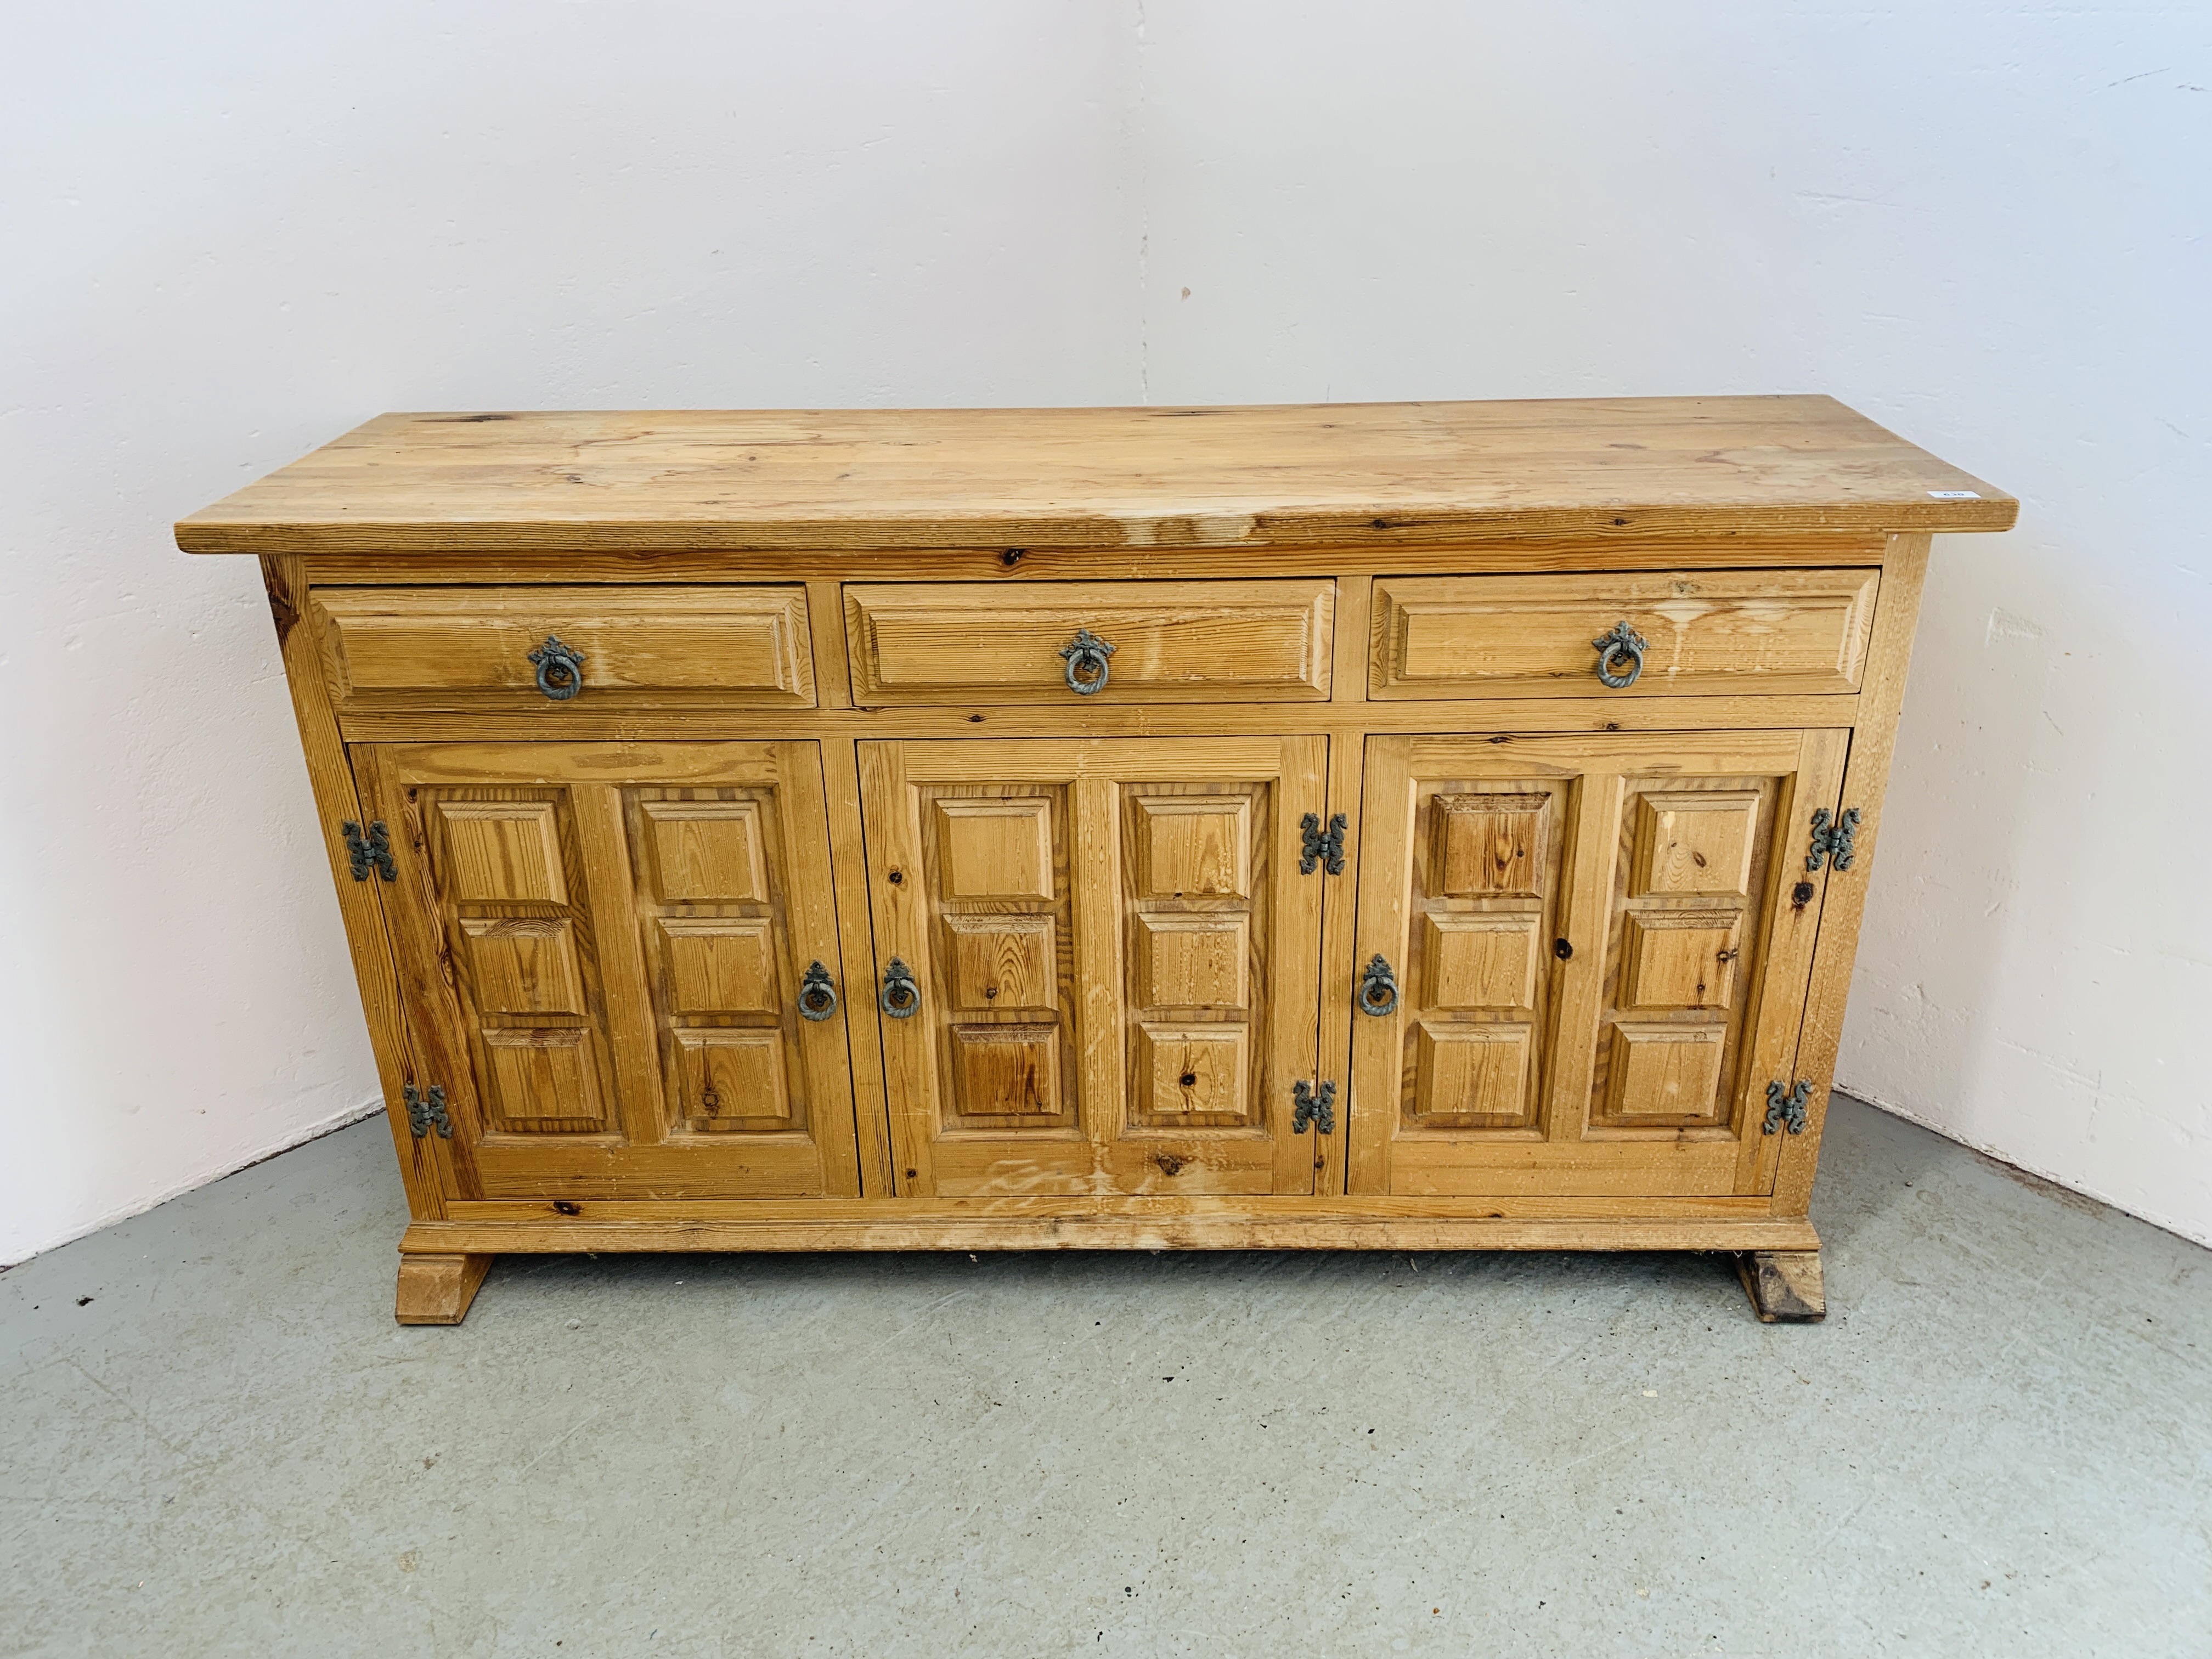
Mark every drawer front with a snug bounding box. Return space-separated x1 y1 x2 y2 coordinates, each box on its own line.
314 586 815 710
1370 570 1880 699
845 580 1334 705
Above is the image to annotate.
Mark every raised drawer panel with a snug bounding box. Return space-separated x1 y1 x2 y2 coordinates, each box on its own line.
1370 570 1879 699
845 580 1334 705
313 586 815 713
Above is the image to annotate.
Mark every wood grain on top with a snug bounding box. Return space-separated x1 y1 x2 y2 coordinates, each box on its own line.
176 396 2015 556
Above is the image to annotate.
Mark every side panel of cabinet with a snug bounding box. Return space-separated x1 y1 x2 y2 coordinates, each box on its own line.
1774 534 1933 1211
860 736 1327 1197
1347 731 1846 1198
356 741 862 1199
259 554 455 1220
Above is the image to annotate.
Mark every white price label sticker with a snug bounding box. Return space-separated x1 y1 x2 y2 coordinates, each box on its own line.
1927 490 1980 500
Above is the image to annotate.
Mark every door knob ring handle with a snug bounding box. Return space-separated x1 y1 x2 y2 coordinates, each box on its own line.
798 961 839 1022
1592 620 1646 690
1357 953 1400 1017
879 958 921 1019
528 634 587 700
1059 628 1116 695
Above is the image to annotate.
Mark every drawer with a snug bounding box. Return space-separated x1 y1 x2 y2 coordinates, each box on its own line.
1369 569 1880 699
312 586 815 711
845 580 1334 704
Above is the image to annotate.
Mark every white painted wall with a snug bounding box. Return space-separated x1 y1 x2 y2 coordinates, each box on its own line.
1126 2 2211 1245
0 0 1139 1264
4 2 2204 1260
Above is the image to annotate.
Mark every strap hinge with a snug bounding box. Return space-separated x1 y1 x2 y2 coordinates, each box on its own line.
1291 1079 1337 1135
343 820 397 883
1763 1078 1813 1136
404 1082 453 1139
1805 807 1861 873
1299 812 1346 876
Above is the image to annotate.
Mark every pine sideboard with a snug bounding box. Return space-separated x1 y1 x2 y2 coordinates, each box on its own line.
179 397 2014 1325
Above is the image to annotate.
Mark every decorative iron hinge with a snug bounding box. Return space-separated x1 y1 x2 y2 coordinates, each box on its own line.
1299 811 1346 876
1763 1078 1813 1136
1805 807 1862 873
342 820 397 883
404 1082 453 1139
1291 1079 1337 1135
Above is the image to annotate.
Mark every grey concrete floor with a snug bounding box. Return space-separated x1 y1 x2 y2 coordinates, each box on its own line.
2 1096 2205 1658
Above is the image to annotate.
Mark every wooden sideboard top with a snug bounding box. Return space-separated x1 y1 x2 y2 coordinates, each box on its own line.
176 395 2015 557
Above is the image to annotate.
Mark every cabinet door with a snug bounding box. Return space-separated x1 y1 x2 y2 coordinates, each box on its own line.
358 742 862 1199
1347 731 1847 1198
860 737 1328 1197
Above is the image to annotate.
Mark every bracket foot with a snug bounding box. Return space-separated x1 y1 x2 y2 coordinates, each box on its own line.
1737 1249 1825 1322
396 1252 493 1325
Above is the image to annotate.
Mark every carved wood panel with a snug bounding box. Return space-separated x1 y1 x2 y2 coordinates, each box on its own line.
860 737 1327 1199
1347 731 1847 1198
360 742 862 1199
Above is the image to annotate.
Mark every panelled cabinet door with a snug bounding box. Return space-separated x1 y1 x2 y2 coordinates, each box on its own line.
860 737 1329 1197
357 741 862 1200
1347 731 1848 1198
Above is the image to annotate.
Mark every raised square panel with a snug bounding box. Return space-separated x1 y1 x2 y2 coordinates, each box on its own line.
1629 791 1759 898
1412 1022 1533 1123
1430 793 1549 899
1423 914 1538 1012
1621 912 1741 1011
644 800 769 902
1603 1024 1726 1123
460 918 584 1014
1134 915 1249 1010
1132 795 1251 898
944 915 1057 1013
659 918 780 1014
952 1025 1062 1117
1137 1025 1250 1122
436 800 566 902
934 798 1054 901
674 1028 792 1127
481 1028 605 1130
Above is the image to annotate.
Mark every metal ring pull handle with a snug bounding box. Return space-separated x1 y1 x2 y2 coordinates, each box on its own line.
1058 628 1116 695
879 957 921 1019
797 961 839 1023
1590 620 1647 690
529 634 587 701
1357 953 1401 1017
